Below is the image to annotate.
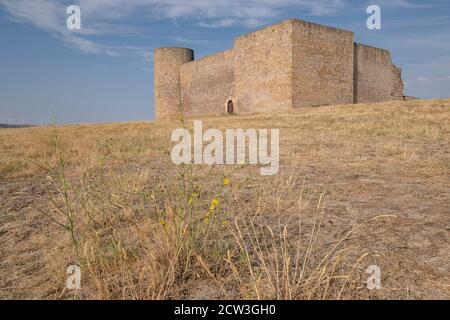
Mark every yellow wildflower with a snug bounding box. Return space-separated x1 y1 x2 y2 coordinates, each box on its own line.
223 178 230 186
209 199 219 211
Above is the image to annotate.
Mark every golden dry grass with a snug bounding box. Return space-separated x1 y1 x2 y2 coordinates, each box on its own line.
0 99 449 300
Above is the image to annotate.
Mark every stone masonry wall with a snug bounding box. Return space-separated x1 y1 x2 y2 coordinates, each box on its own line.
154 48 194 120
391 66 405 100
153 19 405 120
292 20 354 108
234 20 293 114
354 43 404 103
180 49 234 117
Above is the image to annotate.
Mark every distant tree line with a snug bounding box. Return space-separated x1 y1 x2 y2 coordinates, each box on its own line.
0 124 36 129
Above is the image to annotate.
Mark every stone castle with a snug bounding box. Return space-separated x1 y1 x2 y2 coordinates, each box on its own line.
154 19 404 120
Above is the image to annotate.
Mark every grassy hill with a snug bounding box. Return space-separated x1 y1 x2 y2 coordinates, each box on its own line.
0 99 449 299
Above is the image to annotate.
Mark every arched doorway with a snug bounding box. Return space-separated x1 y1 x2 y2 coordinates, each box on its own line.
224 96 236 115
227 100 234 115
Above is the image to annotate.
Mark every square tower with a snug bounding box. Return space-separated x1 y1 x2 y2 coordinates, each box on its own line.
234 20 294 114
291 20 354 108
233 19 355 114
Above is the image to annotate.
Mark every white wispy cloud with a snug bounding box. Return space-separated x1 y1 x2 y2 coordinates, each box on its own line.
0 0 162 64
0 0 117 55
1 0 348 34
0 0 350 58
0 0 436 58
198 18 238 28
174 36 209 45
416 76 450 82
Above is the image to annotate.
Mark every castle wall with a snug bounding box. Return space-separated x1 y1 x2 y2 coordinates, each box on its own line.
292 20 354 108
354 43 404 103
234 20 293 114
391 65 405 101
153 19 405 120
180 49 235 116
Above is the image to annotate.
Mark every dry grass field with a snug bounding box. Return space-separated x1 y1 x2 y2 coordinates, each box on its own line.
0 99 449 300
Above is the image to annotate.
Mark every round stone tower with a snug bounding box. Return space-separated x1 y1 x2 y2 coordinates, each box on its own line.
154 47 194 120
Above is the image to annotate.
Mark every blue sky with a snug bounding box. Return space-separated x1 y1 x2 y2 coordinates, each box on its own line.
0 0 449 124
